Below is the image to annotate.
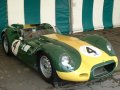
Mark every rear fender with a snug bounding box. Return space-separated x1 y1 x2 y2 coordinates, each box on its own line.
1 28 7 38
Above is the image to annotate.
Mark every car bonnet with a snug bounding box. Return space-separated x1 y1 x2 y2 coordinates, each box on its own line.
44 34 118 67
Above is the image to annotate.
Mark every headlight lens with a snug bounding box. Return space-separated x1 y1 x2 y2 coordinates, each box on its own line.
61 56 70 66
106 42 115 55
60 54 74 70
107 43 112 51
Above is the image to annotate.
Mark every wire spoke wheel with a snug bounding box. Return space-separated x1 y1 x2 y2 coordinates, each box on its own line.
3 36 9 53
40 55 52 78
2 34 11 56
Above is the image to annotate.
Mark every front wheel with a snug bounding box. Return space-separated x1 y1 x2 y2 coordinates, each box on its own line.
38 53 54 83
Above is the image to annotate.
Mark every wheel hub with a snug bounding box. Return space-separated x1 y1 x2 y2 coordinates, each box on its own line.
40 56 52 78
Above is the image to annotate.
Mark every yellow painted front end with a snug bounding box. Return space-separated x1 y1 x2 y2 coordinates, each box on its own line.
44 34 118 82
56 56 118 82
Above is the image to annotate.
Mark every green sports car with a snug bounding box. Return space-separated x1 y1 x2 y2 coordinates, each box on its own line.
1 23 118 86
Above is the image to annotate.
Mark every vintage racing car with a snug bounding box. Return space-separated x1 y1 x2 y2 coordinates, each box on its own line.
1 23 118 86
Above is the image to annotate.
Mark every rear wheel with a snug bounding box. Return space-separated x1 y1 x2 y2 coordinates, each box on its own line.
2 34 11 56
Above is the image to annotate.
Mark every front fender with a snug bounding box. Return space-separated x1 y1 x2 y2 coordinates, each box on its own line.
81 34 115 56
41 43 81 72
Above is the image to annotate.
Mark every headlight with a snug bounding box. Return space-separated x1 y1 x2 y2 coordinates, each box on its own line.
60 54 74 70
61 56 70 66
107 43 112 51
106 42 115 55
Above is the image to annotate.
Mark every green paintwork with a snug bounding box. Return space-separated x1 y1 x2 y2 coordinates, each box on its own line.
5 27 19 45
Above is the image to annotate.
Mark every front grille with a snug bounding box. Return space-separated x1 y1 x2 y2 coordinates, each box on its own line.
93 61 116 78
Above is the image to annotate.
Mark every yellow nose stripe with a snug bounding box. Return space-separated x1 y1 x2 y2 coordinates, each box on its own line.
44 34 89 51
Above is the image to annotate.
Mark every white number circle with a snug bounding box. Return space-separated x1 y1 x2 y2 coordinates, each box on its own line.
11 40 21 56
80 45 102 57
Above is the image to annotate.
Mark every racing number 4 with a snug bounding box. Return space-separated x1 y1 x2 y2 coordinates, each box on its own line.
86 47 98 55
11 40 21 56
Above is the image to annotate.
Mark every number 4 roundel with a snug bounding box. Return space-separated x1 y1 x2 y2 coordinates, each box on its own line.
11 40 21 56
79 45 102 57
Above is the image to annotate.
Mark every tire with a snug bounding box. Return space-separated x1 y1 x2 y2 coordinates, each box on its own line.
37 53 55 83
2 34 11 56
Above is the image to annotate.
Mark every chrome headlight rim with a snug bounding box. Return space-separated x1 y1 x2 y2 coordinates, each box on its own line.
59 53 74 71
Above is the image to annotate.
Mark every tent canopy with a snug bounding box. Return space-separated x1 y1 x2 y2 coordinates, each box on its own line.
0 0 120 40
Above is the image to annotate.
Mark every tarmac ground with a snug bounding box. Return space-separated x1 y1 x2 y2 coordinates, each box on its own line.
0 27 120 90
